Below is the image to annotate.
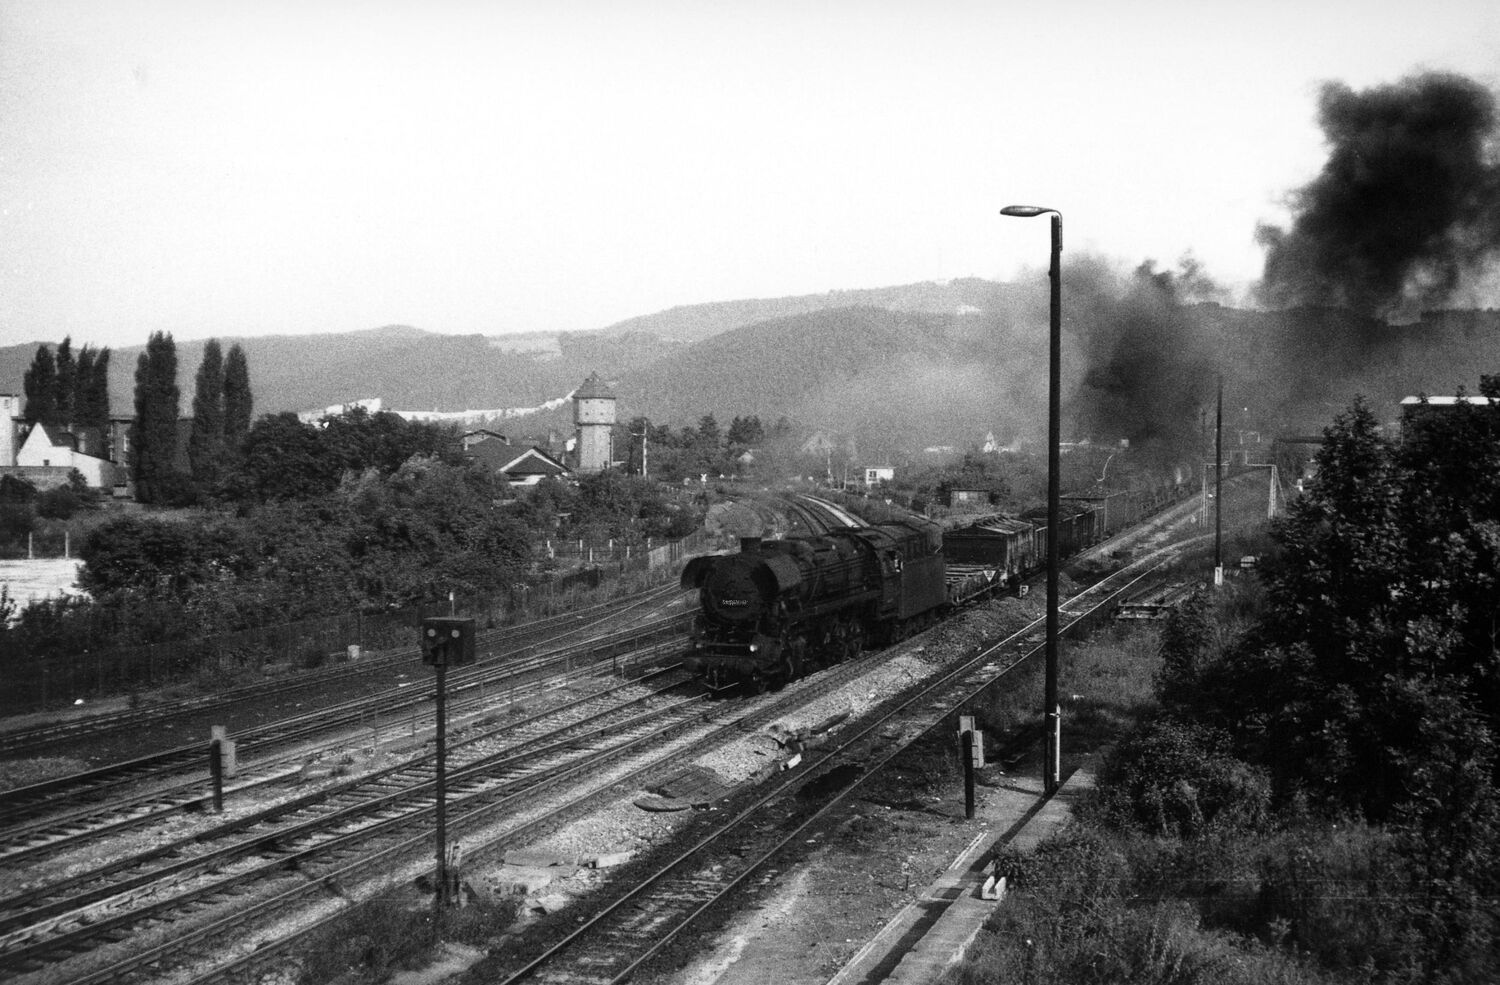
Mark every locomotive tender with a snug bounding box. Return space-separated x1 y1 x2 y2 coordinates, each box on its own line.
681 512 1034 692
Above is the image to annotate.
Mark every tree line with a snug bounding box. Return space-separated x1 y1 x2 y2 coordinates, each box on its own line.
130 332 253 504
1056 376 1500 983
19 332 254 506
0 402 707 662
21 337 111 438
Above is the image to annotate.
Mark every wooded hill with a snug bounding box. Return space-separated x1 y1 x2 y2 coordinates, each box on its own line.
2 279 1497 455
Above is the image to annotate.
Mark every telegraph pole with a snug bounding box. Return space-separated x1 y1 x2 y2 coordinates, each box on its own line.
1214 375 1224 586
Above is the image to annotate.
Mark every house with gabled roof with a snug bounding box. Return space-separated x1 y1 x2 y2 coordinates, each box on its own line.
461 429 507 450
13 422 117 489
460 430 570 487
462 432 517 471
496 446 570 486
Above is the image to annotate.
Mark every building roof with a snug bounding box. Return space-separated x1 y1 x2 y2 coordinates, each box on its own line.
574 373 615 400
24 423 76 450
500 446 569 476
463 434 515 468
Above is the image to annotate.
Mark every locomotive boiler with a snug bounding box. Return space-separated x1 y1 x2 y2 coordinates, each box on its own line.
680 518 946 691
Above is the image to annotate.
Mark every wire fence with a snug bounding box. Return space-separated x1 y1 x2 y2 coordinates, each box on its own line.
1 527 725 716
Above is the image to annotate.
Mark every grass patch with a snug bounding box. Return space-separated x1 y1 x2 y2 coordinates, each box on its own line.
1060 622 1161 756
296 888 519 984
952 819 1433 985
0 754 91 790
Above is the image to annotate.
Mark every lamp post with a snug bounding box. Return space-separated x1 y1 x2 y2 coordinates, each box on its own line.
1001 203 1062 797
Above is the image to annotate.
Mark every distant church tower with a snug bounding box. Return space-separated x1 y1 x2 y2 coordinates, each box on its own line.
573 373 616 473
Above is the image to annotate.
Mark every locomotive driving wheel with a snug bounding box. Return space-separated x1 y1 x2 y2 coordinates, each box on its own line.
771 635 803 690
845 623 866 661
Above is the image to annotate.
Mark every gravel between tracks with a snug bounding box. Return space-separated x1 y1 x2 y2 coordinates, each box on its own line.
459 593 1044 985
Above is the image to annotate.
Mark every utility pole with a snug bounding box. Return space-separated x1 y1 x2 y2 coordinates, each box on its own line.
633 423 649 479
1214 375 1223 587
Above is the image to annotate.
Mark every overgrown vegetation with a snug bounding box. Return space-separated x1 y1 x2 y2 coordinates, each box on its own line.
296 890 519 984
0 407 706 675
0 470 102 557
951 387 1500 985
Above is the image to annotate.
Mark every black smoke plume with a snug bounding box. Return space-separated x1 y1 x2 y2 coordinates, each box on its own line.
1067 256 1218 465
1257 72 1500 316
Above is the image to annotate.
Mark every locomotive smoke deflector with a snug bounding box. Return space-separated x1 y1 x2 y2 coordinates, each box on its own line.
680 556 717 590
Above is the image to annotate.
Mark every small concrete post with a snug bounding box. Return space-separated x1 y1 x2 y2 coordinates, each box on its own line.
209 726 226 812
962 729 975 820
447 841 464 907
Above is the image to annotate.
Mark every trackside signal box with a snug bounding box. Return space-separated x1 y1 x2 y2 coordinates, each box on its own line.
421 617 476 667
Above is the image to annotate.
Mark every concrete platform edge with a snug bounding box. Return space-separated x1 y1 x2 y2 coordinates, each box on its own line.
826 758 1098 985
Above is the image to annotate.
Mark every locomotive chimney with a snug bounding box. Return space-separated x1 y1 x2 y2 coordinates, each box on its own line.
739 537 763 553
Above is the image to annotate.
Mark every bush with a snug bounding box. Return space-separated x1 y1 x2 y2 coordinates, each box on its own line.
1251 823 1418 976
36 485 87 520
0 474 37 503
991 824 1128 894
0 503 34 545
1086 718 1272 838
298 895 433 984
1155 590 1211 708
957 828 1325 985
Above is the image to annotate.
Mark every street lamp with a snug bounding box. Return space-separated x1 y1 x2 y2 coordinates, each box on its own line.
1001 203 1062 797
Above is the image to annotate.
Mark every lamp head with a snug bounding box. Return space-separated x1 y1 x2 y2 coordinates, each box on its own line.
1000 205 1057 218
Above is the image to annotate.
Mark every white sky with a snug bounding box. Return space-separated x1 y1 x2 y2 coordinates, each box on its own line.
2 0 1498 350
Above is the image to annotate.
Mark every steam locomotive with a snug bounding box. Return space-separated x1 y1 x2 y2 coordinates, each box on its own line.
680 515 1011 692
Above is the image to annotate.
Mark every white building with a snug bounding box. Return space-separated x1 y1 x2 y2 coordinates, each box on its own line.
0 395 19 466
15 423 114 488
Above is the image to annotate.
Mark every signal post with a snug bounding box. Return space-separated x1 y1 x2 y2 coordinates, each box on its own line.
420 616 475 930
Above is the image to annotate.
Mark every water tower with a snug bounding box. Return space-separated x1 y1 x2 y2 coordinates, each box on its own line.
573 373 615 473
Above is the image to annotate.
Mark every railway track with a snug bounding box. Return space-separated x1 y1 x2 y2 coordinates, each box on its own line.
0 580 687 759
0 499 1231 983
0 664 710 981
492 546 1174 984
55 577 1016 985
0 636 687 869
0 612 692 833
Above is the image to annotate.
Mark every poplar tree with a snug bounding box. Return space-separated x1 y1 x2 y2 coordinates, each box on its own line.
73 345 106 430
222 343 253 455
53 337 75 427
85 347 112 434
22 345 58 426
188 340 225 488
130 331 181 504
72 345 98 453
